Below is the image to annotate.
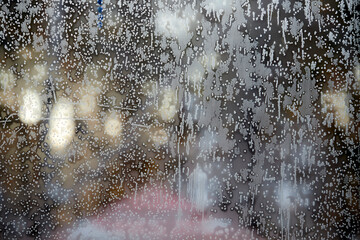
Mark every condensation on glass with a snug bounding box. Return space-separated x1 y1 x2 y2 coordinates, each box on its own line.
0 0 359 239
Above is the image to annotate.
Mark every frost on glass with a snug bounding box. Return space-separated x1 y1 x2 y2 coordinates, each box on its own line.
0 0 359 239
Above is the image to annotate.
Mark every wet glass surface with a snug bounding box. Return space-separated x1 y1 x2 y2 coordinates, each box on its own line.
0 0 359 239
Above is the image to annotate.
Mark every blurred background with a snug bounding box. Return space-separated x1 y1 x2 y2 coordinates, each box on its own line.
0 0 359 239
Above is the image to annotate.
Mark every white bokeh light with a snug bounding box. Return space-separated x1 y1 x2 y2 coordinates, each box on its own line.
18 88 43 125
48 99 75 151
104 112 123 138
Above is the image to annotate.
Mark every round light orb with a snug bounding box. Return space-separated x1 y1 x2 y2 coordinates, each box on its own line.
151 128 169 145
48 99 75 151
159 89 177 122
321 92 350 128
104 113 123 138
78 93 97 117
18 89 43 125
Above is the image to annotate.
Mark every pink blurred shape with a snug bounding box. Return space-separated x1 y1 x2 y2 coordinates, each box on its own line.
55 186 262 240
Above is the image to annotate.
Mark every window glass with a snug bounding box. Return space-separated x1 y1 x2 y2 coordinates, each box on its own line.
0 0 359 239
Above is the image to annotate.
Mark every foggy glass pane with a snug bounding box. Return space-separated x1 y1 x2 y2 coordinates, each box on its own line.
0 0 359 239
